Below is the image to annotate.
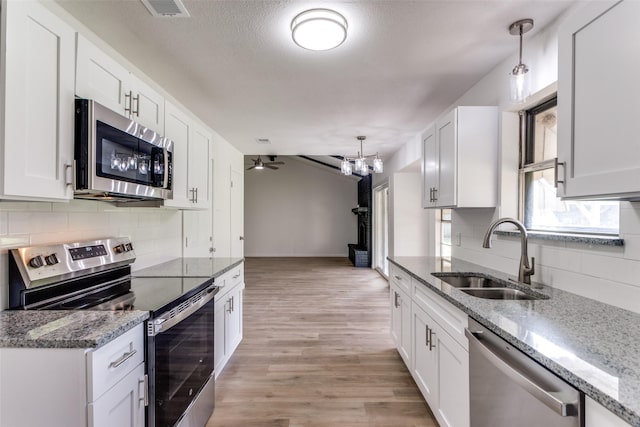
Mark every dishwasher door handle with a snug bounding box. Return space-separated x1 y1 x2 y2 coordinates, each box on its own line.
465 328 578 417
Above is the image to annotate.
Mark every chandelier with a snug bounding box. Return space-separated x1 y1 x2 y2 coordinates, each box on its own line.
341 136 383 176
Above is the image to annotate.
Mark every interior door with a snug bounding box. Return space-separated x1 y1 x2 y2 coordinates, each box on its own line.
230 168 244 257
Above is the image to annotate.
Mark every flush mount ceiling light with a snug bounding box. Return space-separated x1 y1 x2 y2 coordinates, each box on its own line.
341 136 383 176
291 9 348 51
509 18 534 103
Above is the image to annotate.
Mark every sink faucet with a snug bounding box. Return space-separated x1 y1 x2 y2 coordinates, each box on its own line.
482 218 534 285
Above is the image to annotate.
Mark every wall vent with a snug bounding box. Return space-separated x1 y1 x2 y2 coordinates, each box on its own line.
255 138 271 144
141 0 190 17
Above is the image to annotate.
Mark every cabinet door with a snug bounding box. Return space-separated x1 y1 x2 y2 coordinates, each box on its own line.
434 323 469 427
226 284 243 355
411 304 438 406
230 168 244 257
75 34 129 115
129 74 164 133
164 101 191 207
422 126 437 208
189 124 211 207
558 0 640 199
585 396 631 427
88 363 145 427
435 109 457 207
2 0 75 200
214 297 227 377
390 283 411 366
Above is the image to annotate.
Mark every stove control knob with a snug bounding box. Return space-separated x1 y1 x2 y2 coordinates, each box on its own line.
28 256 44 269
113 244 125 254
125 243 134 252
44 254 59 266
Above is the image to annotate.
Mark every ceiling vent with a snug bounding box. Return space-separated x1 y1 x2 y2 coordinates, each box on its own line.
141 0 190 17
255 138 271 145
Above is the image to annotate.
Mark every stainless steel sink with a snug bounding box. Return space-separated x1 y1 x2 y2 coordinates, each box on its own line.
432 272 547 300
459 288 536 300
432 272 507 288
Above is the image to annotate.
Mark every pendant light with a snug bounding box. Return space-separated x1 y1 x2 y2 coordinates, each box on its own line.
341 136 383 176
509 19 534 103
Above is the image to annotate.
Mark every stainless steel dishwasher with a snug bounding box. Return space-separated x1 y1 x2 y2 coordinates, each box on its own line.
465 318 584 427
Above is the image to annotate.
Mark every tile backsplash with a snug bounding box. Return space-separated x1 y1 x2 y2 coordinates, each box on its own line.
0 199 183 310
452 203 640 314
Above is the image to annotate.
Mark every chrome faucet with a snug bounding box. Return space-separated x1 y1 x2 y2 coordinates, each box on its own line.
482 217 534 285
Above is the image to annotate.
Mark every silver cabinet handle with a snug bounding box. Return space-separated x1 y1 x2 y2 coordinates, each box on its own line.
139 374 149 407
394 275 402 281
465 328 578 416
109 349 137 369
194 187 198 203
433 188 438 202
124 91 132 115
233 273 241 279
239 236 244 241
554 158 566 187
425 325 430 347
133 94 140 117
394 291 400 308
429 329 436 351
64 163 74 187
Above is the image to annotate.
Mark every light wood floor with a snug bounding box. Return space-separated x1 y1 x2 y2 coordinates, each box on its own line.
208 257 437 427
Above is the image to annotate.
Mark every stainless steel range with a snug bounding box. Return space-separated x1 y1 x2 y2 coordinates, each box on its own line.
9 238 218 427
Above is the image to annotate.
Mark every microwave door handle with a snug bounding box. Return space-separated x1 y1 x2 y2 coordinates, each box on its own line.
163 147 169 189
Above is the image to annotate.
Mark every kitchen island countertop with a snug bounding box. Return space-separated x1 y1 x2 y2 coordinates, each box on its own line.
389 256 640 427
0 309 149 349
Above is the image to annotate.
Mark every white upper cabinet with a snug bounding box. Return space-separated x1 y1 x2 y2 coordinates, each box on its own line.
76 35 164 133
422 106 498 208
164 101 210 209
558 0 640 200
1 0 75 201
189 123 211 207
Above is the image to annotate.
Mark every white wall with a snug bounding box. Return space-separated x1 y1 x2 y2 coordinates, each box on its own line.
244 157 357 257
389 172 432 257
383 5 640 314
0 200 183 309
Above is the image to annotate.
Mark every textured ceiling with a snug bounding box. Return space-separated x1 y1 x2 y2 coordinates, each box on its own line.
56 0 575 158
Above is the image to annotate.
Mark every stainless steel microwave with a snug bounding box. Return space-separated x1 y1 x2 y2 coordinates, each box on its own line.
74 99 173 202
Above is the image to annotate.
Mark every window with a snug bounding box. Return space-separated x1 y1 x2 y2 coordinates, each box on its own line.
520 97 619 235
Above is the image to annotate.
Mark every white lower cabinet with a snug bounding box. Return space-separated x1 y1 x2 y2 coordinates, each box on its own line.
389 271 470 427
390 282 412 366
89 363 146 427
0 324 146 427
411 301 469 427
585 396 632 427
214 263 244 377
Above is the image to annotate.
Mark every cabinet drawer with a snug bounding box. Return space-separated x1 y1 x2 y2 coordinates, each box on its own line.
413 282 468 350
87 324 144 401
389 264 411 294
215 264 243 300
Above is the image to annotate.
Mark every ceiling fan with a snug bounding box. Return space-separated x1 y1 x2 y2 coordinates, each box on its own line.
246 155 284 171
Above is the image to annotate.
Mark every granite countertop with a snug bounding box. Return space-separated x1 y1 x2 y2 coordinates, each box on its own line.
132 257 244 278
0 310 149 349
388 256 640 427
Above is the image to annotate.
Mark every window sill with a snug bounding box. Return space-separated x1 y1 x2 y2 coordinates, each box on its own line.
494 230 624 247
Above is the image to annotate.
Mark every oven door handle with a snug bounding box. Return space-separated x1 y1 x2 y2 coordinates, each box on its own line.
465 328 579 417
149 285 217 336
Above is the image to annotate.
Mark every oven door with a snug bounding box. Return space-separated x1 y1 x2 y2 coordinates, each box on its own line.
147 284 216 427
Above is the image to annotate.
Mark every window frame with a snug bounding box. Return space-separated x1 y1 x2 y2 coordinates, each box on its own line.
518 95 619 236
